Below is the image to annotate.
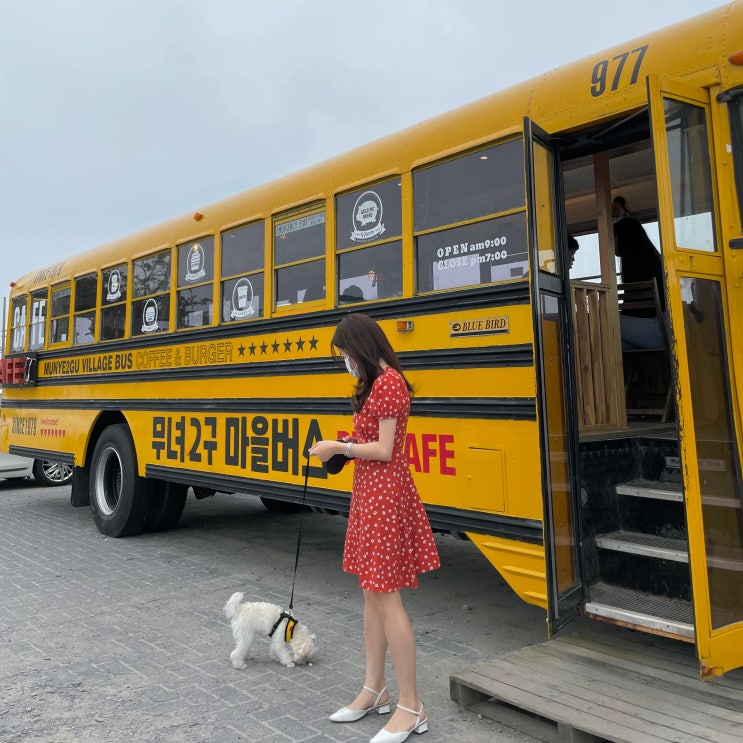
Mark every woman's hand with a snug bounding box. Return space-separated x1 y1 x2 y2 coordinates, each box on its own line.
308 439 345 462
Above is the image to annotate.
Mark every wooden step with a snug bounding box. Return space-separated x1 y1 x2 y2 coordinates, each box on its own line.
450 621 743 742
584 582 694 638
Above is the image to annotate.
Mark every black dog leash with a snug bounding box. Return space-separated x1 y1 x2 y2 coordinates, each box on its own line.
288 452 311 611
269 452 311 643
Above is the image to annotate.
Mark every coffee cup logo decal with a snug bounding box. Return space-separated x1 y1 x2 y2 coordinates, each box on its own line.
230 278 255 319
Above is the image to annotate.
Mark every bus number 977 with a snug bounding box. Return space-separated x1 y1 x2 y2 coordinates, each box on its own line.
590 44 648 97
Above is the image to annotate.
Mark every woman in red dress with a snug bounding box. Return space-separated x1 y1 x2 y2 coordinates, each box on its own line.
310 313 440 743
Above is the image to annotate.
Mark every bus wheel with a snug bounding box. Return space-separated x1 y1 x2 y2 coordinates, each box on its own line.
89 424 149 538
260 497 310 514
145 481 188 532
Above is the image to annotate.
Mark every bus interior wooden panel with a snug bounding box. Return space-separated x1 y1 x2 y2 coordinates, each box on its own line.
570 280 623 430
617 279 673 423
563 129 673 432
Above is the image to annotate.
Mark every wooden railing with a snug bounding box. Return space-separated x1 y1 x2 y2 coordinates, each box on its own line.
570 281 627 432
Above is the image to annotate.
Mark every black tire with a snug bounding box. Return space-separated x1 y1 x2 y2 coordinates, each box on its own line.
145 481 188 532
260 497 310 514
32 459 74 487
89 424 149 537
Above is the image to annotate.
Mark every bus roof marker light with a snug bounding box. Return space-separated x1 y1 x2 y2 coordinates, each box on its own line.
193 212 204 221
396 320 414 331
729 50 743 65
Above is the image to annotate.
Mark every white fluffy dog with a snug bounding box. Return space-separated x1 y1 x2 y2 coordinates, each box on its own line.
223 592 317 669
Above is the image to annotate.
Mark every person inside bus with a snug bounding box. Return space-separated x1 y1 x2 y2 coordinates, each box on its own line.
309 313 439 743
613 215 665 349
339 284 364 304
612 195 630 221
568 234 579 271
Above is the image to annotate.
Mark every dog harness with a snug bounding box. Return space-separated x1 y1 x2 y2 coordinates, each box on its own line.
268 611 297 643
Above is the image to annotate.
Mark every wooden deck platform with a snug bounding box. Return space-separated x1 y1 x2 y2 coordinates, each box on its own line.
450 620 743 743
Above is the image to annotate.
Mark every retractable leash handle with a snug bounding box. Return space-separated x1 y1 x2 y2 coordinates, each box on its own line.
287 451 312 612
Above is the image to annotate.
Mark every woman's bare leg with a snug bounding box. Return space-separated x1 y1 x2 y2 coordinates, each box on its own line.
346 590 389 710
365 590 423 733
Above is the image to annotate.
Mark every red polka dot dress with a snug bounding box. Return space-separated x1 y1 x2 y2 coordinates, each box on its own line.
343 366 440 592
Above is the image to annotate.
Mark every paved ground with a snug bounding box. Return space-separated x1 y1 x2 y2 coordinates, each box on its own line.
0 479 549 742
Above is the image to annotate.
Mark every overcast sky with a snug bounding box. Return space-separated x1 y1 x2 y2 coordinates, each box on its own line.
0 0 725 311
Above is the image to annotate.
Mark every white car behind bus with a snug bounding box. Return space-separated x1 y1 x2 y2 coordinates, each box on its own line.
0 451 73 486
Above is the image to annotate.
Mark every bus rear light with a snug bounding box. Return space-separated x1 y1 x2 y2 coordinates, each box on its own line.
396 320 414 331
193 212 204 221
729 50 743 65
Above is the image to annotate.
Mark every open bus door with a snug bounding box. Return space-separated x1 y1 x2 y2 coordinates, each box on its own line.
648 76 743 677
524 118 584 636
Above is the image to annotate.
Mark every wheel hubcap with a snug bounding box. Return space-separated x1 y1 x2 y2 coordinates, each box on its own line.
41 460 73 484
94 446 123 516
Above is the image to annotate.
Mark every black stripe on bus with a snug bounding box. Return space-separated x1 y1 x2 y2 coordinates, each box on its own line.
31 344 534 387
9 445 75 465
401 345 533 370
147 464 543 545
2 396 537 420
414 398 536 419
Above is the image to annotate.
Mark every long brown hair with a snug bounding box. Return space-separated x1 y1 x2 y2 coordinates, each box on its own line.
331 313 412 412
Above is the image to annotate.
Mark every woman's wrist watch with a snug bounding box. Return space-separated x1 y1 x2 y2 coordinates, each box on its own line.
345 441 354 458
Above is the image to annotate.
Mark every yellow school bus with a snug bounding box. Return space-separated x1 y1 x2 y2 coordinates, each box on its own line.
3 1 743 678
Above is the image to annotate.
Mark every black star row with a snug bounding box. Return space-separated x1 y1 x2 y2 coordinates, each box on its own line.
236 335 320 357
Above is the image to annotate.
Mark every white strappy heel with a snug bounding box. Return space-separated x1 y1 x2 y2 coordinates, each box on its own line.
370 702 428 743
329 685 391 723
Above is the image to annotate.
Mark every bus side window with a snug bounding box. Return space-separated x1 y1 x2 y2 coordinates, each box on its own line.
28 289 48 351
275 262 325 306
221 221 264 323
338 242 403 304
10 295 27 353
413 139 528 293
50 284 71 345
132 250 171 336
728 94 743 224
335 179 403 305
273 208 325 309
101 264 128 341
74 272 98 345
177 237 215 329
